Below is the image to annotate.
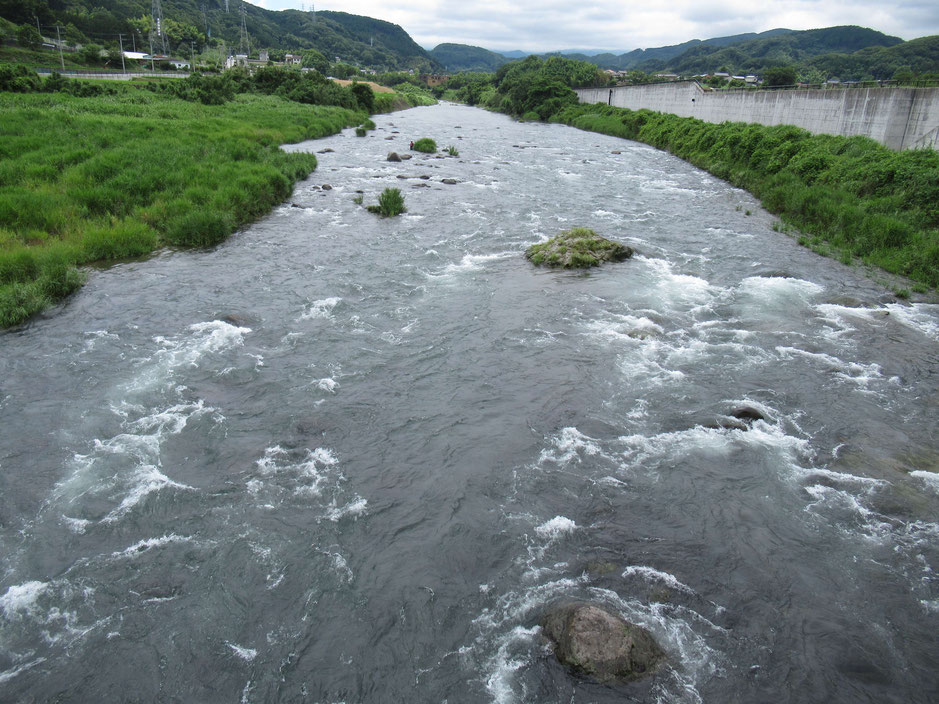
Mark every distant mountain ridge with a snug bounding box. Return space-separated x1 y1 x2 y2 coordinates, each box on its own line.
434 26 904 75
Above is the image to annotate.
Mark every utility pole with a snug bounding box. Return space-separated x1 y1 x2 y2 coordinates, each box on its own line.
152 0 166 56
190 41 195 71
55 25 64 69
118 33 126 72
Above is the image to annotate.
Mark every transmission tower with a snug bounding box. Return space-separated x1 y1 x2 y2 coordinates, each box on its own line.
151 0 167 55
239 1 250 55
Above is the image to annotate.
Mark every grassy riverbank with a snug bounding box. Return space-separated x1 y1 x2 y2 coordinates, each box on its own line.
553 103 939 291
0 89 364 327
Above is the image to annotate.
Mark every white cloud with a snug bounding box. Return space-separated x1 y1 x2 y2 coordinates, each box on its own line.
253 1 938 52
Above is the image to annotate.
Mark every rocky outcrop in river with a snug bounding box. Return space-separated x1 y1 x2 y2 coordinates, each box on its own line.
541 602 666 683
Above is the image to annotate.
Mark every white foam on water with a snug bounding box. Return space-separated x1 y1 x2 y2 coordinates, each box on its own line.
619 420 812 472
254 446 340 500
0 658 46 685
885 303 939 340
483 625 540 704
110 534 191 560
0 581 49 618
621 566 696 595
641 257 717 307
640 178 695 194
315 378 339 393
738 276 823 301
538 427 604 466
81 330 119 353
438 251 514 276
226 642 258 661
127 321 251 393
775 346 893 389
329 552 354 583
61 516 92 534
301 297 342 320
325 497 368 522
583 313 665 342
910 471 939 495
534 516 576 539
102 465 193 523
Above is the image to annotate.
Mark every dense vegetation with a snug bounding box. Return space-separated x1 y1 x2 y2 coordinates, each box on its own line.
429 43 510 73
0 1 441 72
0 63 442 326
551 103 939 289
806 35 939 81
482 55 608 119
412 138 437 153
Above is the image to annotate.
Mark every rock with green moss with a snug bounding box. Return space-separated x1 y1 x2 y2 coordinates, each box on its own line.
526 228 633 268
541 602 665 684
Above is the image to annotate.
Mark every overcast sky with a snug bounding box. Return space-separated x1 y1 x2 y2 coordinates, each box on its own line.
248 1 939 52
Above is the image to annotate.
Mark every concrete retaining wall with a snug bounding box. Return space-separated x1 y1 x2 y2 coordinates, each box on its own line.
575 83 939 150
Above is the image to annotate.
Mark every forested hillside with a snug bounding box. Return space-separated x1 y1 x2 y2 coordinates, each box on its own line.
429 43 509 72
0 0 441 71
665 26 903 75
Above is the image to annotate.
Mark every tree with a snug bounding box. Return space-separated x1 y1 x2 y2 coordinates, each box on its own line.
350 82 374 112
763 65 798 87
79 43 104 65
16 24 42 50
302 49 329 74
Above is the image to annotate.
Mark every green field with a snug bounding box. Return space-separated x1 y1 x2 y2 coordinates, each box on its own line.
0 87 364 326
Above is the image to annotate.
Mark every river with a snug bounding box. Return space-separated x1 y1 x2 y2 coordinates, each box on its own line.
1 103 937 703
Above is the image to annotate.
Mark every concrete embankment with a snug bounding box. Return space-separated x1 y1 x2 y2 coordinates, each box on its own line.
576 82 939 150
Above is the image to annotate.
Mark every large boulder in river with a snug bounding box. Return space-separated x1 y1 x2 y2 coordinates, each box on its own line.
526 228 633 268
541 602 666 683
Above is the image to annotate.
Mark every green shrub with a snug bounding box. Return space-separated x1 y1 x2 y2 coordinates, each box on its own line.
367 187 406 217
355 126 367 137
445 145 459 156
412 138 436 153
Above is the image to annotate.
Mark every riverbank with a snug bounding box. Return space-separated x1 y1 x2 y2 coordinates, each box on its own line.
0 89 365 327
552 103 939 294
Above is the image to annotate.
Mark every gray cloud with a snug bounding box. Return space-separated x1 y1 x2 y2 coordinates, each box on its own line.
258 1 939 51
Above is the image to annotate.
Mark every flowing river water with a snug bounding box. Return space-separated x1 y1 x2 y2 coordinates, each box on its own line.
1 103 938 703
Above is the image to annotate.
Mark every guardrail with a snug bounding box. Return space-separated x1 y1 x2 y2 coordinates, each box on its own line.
605 78 939 93
33 68 190 79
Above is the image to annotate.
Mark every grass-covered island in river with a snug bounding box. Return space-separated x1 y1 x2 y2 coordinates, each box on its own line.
526 227 635 268
0 67 433 327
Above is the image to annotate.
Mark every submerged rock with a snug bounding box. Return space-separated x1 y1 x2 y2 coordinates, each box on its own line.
442 178 458 185
317 148 334 154
730 406 767 424
541 602 665 683
526 227 633 269
387 152 402 162
321 184 332 191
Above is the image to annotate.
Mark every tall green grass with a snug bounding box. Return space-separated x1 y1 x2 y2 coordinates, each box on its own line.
0 90 362 326
552 104 939 289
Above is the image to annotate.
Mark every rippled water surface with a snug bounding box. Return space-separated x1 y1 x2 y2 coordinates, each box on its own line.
1 104 938 703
